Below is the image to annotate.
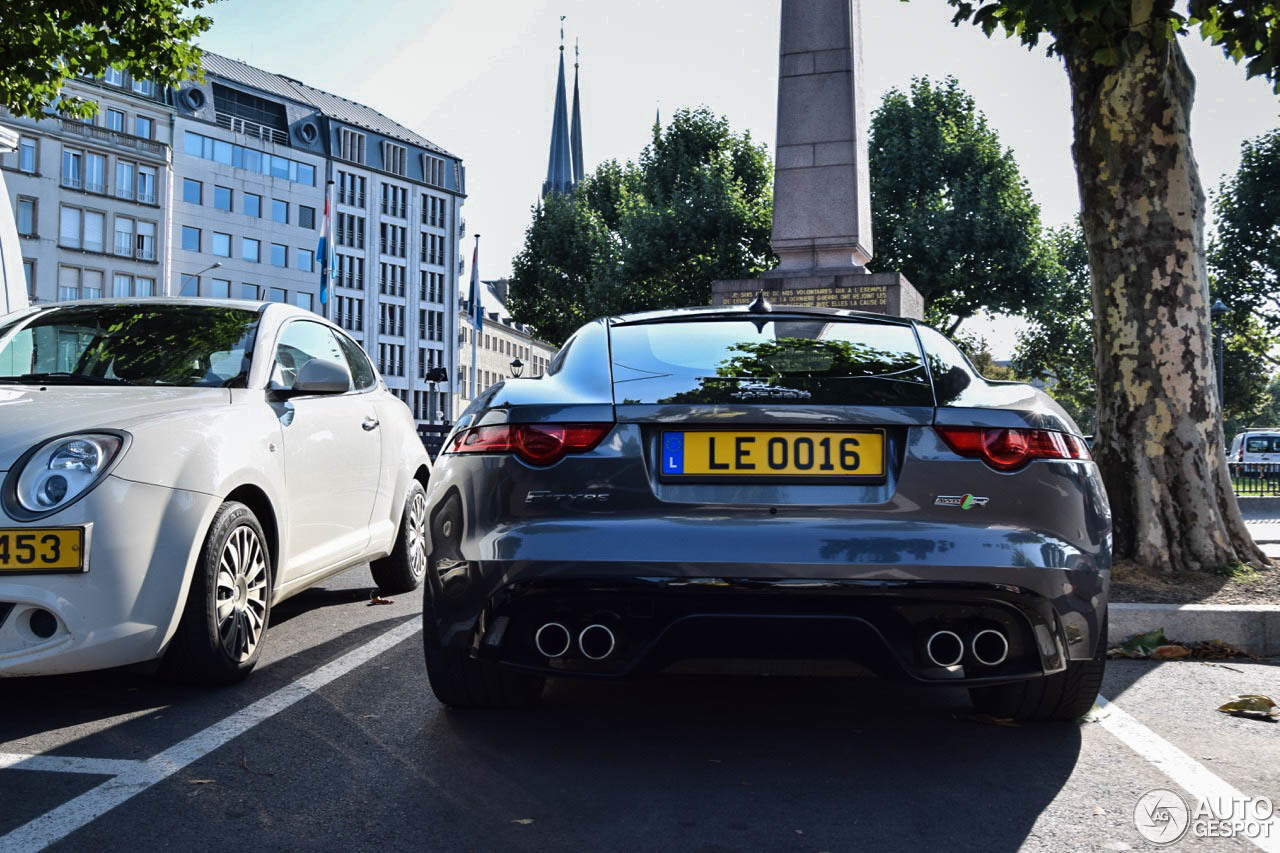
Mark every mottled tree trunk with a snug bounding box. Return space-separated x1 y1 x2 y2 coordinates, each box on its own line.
1066 8 1266 573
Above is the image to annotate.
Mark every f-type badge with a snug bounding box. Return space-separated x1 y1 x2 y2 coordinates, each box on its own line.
936 494 989 510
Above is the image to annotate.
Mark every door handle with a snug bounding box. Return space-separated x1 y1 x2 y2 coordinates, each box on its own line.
362 416 380 431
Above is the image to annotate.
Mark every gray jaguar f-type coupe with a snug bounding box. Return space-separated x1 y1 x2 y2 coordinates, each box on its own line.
421 303 1110 720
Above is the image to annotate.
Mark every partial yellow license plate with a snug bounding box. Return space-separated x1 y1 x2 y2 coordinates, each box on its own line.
661 430 885 480
0 528 85 573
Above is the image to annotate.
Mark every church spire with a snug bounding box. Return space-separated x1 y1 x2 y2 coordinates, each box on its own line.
542 17 574 198
570 38 584 185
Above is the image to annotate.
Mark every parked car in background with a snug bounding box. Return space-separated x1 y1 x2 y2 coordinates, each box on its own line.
1228 429 1280 475
420 304 1111 720
0 299 430 683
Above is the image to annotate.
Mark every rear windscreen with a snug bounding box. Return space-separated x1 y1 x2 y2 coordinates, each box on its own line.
1245 436 1280 453
610 318 932 406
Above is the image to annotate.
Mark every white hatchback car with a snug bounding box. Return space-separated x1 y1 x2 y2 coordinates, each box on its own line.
0 299 430 683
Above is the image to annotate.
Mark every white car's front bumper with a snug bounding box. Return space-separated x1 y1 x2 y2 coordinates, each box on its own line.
0 475 220 676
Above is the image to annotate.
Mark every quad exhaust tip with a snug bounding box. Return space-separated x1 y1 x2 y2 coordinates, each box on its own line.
925 630 965 668
578 624 616 661
971 629 1009 666
534 622 572 658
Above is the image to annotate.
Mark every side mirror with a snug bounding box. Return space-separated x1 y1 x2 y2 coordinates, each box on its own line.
271 357 351 398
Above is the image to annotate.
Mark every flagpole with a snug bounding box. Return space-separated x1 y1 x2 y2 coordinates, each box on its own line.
469 234 480 400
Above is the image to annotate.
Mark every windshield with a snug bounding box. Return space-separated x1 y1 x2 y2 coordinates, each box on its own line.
610 317 932 406
1245 436 1280 453
0 304 262 387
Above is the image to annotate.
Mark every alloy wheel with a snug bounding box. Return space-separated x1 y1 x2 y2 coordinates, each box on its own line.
215 525 268 662
408 491 428 580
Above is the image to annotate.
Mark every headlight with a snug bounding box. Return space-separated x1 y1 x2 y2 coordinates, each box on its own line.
11 434 125 515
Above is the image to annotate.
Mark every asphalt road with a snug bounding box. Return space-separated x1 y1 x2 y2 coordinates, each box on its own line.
2 566 1278 852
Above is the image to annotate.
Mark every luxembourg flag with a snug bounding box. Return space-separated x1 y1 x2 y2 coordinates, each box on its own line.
316 180 335 305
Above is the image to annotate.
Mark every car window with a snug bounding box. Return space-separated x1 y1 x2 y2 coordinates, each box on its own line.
610 317 931 406
914 324 985 406
1245 436 1280 453
273 321 349 390
334 331 377 391
0 304 259 387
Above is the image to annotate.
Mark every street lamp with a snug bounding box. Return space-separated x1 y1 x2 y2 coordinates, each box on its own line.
425 367 448 425
509 357 524 378
180 261 222 297
1211 299 1229 404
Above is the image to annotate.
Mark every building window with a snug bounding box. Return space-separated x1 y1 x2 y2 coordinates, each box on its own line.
297 248 314 272
133 115 153 140
62 149 83 189
214 185 233 212
135 166 157 205
59 266 102 300
131 79 156 96
183 178 202 205
182 131 316 186
135 276 154 296
136 221 156 261
17 136 37 173
244 193 261 217
295 292 314 312
268 287 287 303
113 159 133 199
271 199 288 224
179 275 199 296
82 210 105 253
103 67 124 87
241 237 260 262
114 216 135 257
16 197 35 237
298 205 315 229
58 206 80 249
105 109 125 132
424 155 445 187
212 232 231 258
382 141 407 176
338 172 367 207
182 226 201 252
112 273 133 297
339 128 366 164
80 152 106 194
238 283 259 300
23 259 36 299
270 243 287 268
209 279 231 299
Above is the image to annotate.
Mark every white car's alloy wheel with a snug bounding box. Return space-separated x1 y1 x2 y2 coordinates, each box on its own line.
408 491 428 581
216 525 269 663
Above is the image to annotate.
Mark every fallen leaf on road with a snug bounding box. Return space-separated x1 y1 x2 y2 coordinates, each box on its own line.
511 819 535 825
1216 694 1279 720
188 779 214 785
369 594 394 605
1108 628 1168 658
1152 644 1192 659
1186 640 1252 659
1081 703 1111 723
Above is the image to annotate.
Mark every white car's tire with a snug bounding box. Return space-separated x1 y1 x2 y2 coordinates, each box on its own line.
370 480 429 595
163 501 273 685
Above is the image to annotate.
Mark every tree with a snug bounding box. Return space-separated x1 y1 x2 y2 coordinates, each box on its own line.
1012 224 1098 431
934 0 1280 573
508 108 774 344
869 76 1059 334
0 0 213 120
1211 128 1280 334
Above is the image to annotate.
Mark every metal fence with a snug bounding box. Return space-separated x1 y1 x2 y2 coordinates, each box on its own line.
1228 462 1280 496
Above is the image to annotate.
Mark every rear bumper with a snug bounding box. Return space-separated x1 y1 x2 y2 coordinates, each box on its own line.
426 563 1108 687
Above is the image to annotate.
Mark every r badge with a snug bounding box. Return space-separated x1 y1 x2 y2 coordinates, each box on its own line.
935 494 989 510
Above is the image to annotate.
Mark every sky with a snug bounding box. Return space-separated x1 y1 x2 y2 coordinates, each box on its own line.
198 0 1280 356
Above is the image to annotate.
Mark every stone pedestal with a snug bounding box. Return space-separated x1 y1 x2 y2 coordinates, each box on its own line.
712 271 923 319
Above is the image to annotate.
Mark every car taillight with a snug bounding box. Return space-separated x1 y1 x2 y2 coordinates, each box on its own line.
934 427 1090 471
447 423 612 466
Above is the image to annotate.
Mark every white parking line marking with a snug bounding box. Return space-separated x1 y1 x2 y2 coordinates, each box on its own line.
1 617 421 852
1096 695 1280 853
0 754 146 776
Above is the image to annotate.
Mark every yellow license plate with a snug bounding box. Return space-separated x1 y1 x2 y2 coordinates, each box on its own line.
0 528 86 573
661 430 885 479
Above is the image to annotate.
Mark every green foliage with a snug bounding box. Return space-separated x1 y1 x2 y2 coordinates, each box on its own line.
1012 223 1097 430
868 76 1058 333
508 108 775 345
941 0 1280 92
1210 128 1280 336
0 0 214 120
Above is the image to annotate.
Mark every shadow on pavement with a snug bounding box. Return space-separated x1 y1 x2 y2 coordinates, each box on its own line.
426 674 1083 852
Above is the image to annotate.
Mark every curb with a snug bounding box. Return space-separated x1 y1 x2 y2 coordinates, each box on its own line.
1110 602 1280 657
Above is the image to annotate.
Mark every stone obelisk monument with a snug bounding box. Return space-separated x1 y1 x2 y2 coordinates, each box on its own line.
712 0 923 318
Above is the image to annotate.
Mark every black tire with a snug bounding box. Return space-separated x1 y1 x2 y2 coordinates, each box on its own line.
370 480 429 595
422 583 544 710
162 501 272 686
969 617 1107 722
